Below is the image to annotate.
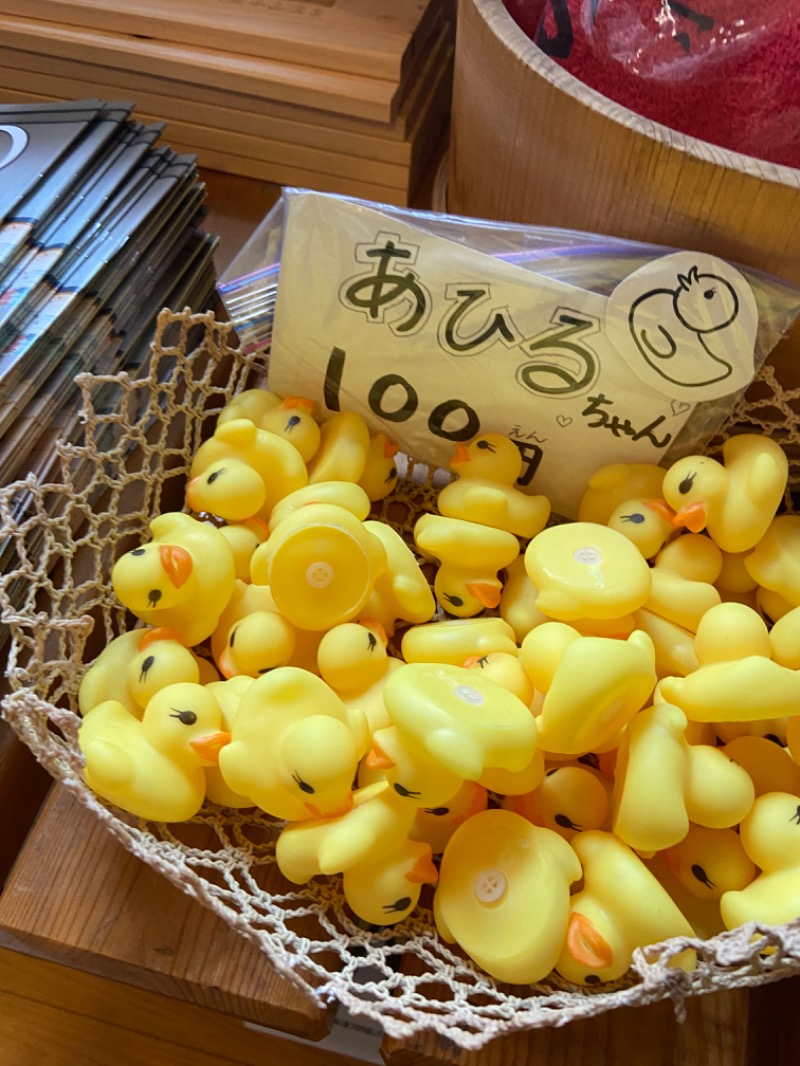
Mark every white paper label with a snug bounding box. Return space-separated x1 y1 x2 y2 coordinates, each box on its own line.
269 194 757 519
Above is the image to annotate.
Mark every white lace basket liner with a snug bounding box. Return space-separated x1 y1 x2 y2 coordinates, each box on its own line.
3 307 800 1051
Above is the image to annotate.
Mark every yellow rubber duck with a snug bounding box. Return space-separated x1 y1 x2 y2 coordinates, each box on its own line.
612 703 755 853
433 808 582 985
203 676 255 808
554 830 696 986
644 851 725 941
505 763 611 842
524 522 652 621
306 411 371 485
578 462 666 525
254 502 389 632
440 433 551 540
261 396 321 463
342 837 439 926
357 433 401 502
216 610 297 679
316 620 403 734
188 418 308 523
400 617 519 666
654 531 723 584
632 566 721 679
360 724 465 809
720 792 800 930
218 517 269 581
78 682 231 822
359 520 436 637
111 512 236 648
662 434 788 554
660 825 756 902
519 623 656 755
217 387 282 428
275 781 417 882
605 497 676 560
768 606 800 669
413 513 520 617
217 666 369 822
383 661 538 782
409 780 489 855
721 734 800 797
79 627 202 719
656 601 800 722
498 556 551 642
267 481 372 532
743 515 800 608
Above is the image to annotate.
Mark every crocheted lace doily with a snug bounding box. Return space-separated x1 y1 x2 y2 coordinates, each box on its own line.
2 308 800 1052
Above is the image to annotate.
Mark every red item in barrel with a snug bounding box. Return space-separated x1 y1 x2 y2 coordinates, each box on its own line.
503 0 547 39
530 1 800 170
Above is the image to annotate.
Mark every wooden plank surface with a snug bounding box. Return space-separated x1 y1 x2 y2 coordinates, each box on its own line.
0 13 401 122
0 786 333 1040
0 948 366 1066
0 0 442 82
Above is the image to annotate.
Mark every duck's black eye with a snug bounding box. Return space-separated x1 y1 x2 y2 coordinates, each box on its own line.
385 466 397 481
138 654 155 682
620 512 645 524
555 813 580 830
383 896 412 913
678 472 696 495
170 709 197 725
424 807 450 816
546 767 560 777
229 625 238 647
207 467 225 484
367 632 377 650
286 415 301 430
476 439 496 452
691 863 715 889
475 655 489 668
584 974 602 986
394 782 421 799
443 593 463 607
292 772 315 795
147 589 162 607
131 548 146 556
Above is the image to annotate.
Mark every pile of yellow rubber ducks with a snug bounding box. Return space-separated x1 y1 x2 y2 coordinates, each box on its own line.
77 385 800 988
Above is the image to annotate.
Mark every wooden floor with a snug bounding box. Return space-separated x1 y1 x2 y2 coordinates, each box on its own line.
2 166 800 1065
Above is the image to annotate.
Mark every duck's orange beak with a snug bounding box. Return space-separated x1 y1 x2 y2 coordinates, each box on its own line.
138 626 184 651
305 791 354 821
451 442 471 465
465 582 502 609
160 544 193 588
644 498 677 524
190 731 231 763
660 846 681 875
405 849 439 885
566 912 614 971
216 650 236 680
383 437 400 458
364 738 395 770
283 396 315 411
672 501 707 533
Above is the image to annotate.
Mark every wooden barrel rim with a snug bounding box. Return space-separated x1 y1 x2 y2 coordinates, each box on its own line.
471 0 800 190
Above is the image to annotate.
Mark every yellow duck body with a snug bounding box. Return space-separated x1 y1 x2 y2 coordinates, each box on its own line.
400 617 519 666
217 387 282 428
720 792 800 929
189 418 308 522
413 513 520 617
78 682 230 822
524 522 652 622
520 623 657 756
203 676 255 808
578 462 666 525
498 555 551 642
360 519 436 636
658 654 800 723
317 621 402 734
218 517 269 581
218 666 369 822
357 433 400 501
384 661 538 782
267 481 372 532
275 781 417 882
721 735 800 797
744 515 800 607
662 434 788 554
111 512 236 647
306 411 371 485
554 830 696 986
342 837 439 926
437 476 550 541
434 808 582 985
660 825 756 902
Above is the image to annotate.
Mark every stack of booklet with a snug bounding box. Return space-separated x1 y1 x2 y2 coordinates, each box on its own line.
0 0 454 206
0 97 218 488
